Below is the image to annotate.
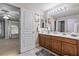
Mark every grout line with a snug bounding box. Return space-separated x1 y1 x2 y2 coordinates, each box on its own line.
40 47 59 56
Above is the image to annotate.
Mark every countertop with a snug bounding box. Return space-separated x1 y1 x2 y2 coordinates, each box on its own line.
39 32 79 40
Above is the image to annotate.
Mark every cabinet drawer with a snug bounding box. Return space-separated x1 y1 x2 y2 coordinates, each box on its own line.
52 36 63 41
62 38 77 45
39 34 45 37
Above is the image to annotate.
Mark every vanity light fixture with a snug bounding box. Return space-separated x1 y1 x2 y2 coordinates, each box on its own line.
61 7 68 11
61 7 65 10
58 8 61 11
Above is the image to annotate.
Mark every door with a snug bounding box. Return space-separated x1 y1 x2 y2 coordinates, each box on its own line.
20 9 35 53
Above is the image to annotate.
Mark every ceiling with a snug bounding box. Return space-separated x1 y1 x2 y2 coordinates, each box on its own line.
0 3 20 21
13 3 60 12
0 3 60 21
1 3 78 20
47 3 79 18
11 3 79 18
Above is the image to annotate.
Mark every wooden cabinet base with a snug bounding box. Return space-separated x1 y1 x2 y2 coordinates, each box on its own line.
51 39 62 55
62 42 77 56
39 34 78 56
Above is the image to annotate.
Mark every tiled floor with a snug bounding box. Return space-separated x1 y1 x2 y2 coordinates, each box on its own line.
19 47 58 56
0 38 19 56
19 48 41 56
0 38 58 56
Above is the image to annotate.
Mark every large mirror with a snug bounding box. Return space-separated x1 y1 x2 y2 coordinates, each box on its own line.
47 3 79 33
0 3 20 55
53 15 79 33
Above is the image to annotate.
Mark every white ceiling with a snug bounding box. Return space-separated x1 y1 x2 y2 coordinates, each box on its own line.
13 3 60 12
47 3 79 18
0 3 20 21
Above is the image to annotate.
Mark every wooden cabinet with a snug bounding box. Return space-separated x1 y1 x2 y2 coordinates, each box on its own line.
62 38 77 45
62 42 77 56
39 34 46 47
48 36 52 50
39 34 52 50
45 35 52 50
77 41 79 55
39 34 42 46
44 35 48 48
77 46 79 56
51 36 62 55
62 38 77 56
52 39 62 55
38 34 78 56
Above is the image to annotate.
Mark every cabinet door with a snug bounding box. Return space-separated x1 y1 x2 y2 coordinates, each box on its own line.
45 35 51 50
62 42 77 56
39 35 52 50
51 36 62 55
48 36 52 50
44 35 48 48
39 35 45 47
77 46 79 56
39 35 42 46
77 40 79 55
52 40 62 54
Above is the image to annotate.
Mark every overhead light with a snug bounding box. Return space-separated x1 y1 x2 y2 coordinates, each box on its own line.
3 15 9 19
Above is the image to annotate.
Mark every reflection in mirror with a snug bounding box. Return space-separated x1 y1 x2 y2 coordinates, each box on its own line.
47 3 79 34
0 21 5 38
40 17 47 28
41 19 45 28
58 21 65 32
9 21 19 39
0 3 20 55
53 17 79 33
54 21 56 31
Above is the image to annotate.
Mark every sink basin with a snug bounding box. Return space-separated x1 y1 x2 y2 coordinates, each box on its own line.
71 34 78 37
70 33 78 37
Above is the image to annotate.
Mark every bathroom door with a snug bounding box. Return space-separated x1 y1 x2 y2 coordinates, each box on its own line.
20 9 35 53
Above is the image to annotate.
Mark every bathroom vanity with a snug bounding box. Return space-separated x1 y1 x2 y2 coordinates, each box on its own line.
38 33 79 56
38 3 79 56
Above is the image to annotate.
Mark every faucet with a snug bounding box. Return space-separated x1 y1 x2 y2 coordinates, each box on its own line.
46 27 51 34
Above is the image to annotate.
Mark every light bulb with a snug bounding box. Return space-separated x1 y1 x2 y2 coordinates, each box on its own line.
3 15 9 19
